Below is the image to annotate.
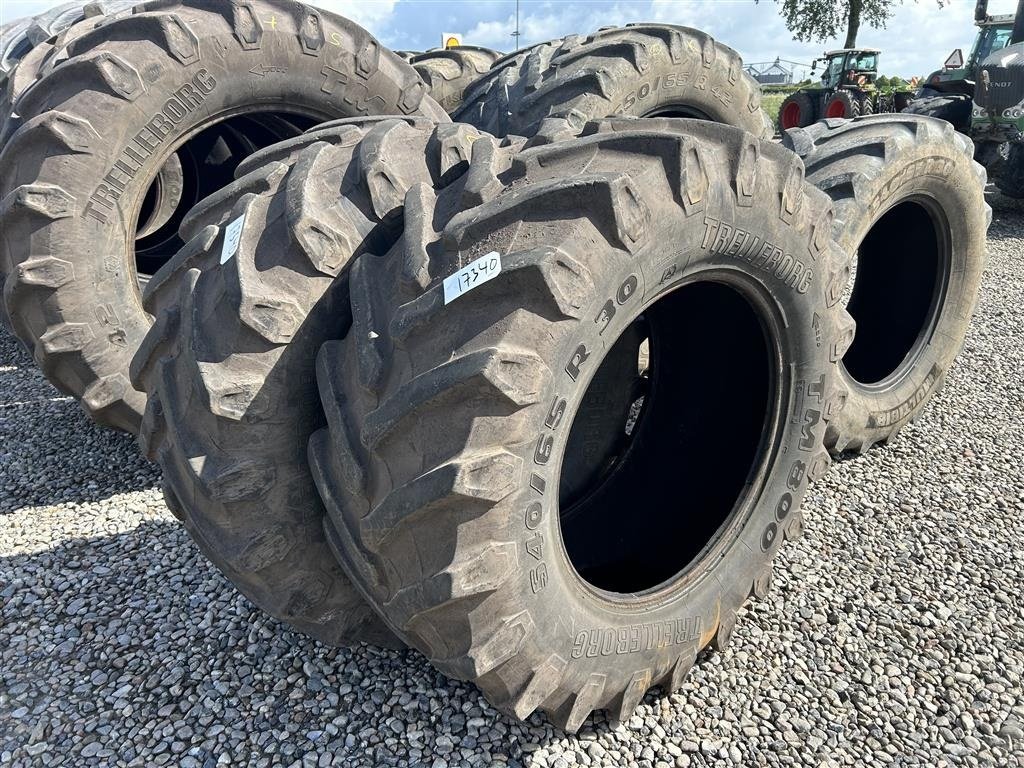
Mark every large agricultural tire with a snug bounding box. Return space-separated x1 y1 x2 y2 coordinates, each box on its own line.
0 0 447 433
995 143 1024 198
310 118 852 730
903 93 971 133
130 117 498 648
778 90 816 130
453 25 773 142
784 114 989 453
411 46 502 114
823 90 860 119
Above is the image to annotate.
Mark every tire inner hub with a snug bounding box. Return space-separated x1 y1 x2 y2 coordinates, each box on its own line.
558 281 775 595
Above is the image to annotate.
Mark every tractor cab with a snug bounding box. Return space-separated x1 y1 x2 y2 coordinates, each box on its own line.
969 19 1016 70
813 49 880 90
924 17 1014 96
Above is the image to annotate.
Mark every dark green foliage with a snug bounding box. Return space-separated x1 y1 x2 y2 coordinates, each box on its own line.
765 0 904 48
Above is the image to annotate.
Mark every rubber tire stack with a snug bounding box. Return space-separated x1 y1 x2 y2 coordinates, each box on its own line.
0 6 993 735
130 116 502 647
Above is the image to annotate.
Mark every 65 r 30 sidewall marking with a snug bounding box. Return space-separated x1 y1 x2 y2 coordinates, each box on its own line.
493 254 828 689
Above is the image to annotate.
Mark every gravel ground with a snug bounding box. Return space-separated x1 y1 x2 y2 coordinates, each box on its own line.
2 193 1023 768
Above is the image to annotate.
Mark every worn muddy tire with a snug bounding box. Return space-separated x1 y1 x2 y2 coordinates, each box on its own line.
784 114 989 453
904 93 971 133
778 90 816 130
453 25 772 142
129 117 491 647
411 46 501 114
310 118 851 730
995 143 1024 198
0 0 447 433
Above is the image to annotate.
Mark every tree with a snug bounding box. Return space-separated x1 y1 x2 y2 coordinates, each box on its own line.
765 0 904 49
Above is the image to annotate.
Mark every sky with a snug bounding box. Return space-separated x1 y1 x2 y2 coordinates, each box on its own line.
2 0 1020 79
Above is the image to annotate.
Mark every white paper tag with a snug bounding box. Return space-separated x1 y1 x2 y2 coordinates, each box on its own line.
220 214 246 264
442 251 501 305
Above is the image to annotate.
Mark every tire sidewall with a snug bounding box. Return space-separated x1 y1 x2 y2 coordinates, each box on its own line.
495 214 830 693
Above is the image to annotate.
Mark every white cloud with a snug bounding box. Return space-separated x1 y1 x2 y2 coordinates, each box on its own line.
311 0 399 31
460 0 1022 79
3 0 1020 79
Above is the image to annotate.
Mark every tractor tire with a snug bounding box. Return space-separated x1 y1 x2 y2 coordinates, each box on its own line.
310 118 851 730
995 143 1024 198
783 114 989 453
453 25 772 143
823 90 860 119
130 117 491 647
859 96 875 117
411 46 502 114
903 93 971 133
0 0 447 433
778 90 816 130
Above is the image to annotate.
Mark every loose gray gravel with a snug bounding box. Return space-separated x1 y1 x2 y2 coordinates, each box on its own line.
2 194 1023 768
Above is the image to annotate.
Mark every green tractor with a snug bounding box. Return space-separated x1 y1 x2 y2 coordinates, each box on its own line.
906 0 1016 132
972 0 1024 196
778 48 914 129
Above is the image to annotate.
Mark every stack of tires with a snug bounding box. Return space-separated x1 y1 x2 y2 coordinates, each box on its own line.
0 3 989 731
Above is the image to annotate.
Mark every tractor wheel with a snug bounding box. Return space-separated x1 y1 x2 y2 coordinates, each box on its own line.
859 96 875 117
779 91 816 130
783 114 989 453
454 24 773 142
996 143 1024 198
130 118 493 648
310 118 850 730
411 46 502 114
0 0 447 433
903 94 972 133
823 90 860 119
